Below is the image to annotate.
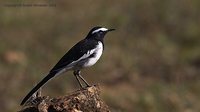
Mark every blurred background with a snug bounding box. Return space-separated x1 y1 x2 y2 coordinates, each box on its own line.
0 0 200 112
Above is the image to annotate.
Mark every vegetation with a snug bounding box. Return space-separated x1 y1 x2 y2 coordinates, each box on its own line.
0 0 200 111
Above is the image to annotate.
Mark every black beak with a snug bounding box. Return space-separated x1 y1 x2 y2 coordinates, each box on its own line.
107 29 115 32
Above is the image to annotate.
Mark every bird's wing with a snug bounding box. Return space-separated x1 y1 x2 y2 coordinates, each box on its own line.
50 39 98 72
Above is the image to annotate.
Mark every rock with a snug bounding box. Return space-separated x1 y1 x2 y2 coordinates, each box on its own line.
19 85 110 112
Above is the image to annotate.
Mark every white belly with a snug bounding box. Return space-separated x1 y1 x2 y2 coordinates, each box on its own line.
84 42 103 67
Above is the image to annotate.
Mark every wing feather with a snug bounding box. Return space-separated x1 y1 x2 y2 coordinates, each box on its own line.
50 39 98 72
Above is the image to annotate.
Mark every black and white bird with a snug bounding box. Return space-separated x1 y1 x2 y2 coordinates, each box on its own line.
20 26 115 105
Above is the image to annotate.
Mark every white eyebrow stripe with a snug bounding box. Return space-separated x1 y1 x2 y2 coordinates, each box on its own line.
92 28 108 34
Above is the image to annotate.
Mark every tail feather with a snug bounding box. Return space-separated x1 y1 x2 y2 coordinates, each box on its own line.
20 72 57 105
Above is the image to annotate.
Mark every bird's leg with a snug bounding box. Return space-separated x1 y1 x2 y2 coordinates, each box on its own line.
77 70 91 87
74 70 83 88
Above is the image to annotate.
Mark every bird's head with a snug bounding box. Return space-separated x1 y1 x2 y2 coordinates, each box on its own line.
86 26 115 40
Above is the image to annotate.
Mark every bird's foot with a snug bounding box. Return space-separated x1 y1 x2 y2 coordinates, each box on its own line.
79 84 92 91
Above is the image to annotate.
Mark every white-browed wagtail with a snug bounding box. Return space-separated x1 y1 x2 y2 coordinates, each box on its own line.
20 26 115 105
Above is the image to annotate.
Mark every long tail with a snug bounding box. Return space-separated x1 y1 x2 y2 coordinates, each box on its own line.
20 71 57 105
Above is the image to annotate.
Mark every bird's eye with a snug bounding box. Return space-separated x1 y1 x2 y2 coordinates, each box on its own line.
99 31 103 34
